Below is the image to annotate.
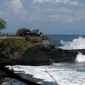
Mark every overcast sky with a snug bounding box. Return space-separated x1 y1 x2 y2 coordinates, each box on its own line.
0 0 85 34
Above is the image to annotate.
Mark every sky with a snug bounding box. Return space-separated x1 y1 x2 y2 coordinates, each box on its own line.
0 0 85 34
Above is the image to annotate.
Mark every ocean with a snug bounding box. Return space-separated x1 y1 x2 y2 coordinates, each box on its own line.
2 35 85 85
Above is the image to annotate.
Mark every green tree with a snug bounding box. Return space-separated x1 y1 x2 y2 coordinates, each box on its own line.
16 28 31 36
0 18 7 34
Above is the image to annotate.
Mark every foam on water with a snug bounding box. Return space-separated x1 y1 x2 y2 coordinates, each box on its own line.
59 36 85 63
6 64 85 85
59 36 85 50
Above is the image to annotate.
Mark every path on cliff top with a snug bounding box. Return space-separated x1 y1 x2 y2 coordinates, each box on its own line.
0 36 22 41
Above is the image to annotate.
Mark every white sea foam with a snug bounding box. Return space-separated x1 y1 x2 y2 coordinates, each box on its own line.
59 36 85 50
6 64 85 85
75 52 85 63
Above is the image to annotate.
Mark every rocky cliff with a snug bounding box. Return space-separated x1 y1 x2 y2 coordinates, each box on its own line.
0 37 85 66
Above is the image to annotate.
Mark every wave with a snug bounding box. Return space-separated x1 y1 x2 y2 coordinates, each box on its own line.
59 36 85 50
75 52 85 63
6 64 85 85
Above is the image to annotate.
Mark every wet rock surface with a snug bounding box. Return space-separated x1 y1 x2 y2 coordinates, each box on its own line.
3 73 58 85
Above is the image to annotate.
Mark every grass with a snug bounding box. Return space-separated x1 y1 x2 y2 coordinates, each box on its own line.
0 35 49 57
0 38 28 57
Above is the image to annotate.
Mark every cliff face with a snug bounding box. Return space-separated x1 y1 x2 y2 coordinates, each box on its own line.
22 46 52 65
21 45 78 65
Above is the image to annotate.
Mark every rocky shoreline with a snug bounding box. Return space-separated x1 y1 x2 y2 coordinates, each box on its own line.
0 39 85 84
0 42 84 65
0 45 84 66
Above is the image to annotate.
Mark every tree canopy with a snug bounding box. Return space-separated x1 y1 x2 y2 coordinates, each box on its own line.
16 28 31 36
0 18 7 34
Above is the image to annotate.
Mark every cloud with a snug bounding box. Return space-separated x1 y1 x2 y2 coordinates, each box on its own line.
27 2 85 23
2 0 85 23
10 0 28 14
4 0 28 22
33 0 83 6
0 0 85 34
10 0 23 9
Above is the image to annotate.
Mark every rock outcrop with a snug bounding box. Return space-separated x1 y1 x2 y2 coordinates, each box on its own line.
22 45 85 65
21 45 78 65
1 44 85 66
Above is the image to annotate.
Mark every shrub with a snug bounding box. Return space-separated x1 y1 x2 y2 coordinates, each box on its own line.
16 28 31 36
42 36 49 40
0 38 28 56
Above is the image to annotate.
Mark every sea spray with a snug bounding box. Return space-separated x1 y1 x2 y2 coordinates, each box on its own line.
75 52 85 63
59 36 85 50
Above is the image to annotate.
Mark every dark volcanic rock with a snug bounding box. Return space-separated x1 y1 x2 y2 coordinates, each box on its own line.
22 46 52 65
51 49 78 62
22 46 78 65
1 44 85 66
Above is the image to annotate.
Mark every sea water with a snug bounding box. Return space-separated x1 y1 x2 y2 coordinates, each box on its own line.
4 63 85 85
2 35 85 85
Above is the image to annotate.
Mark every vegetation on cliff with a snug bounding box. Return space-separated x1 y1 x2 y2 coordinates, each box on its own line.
42 36 49 40
0 35 48 58
0 38 28 57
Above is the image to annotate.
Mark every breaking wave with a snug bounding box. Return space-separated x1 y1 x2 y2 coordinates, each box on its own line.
59 36 85 63
59 36 85 50
75 52 85 63
5 64 85 85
